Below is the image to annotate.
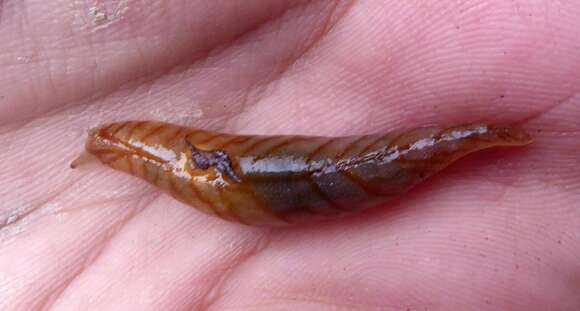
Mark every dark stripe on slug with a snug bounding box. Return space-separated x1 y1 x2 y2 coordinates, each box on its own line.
390 126 452 165
162 169 203 213
311 170 372 211
368 132 410 167
100 123 116 133
120 156 133 172
336 137 366 159
162 170 195 213
166 127 186 146
305 176 350 213
165 169 179 197
216 136 253 149
183 130 204 142
383 131 409 152
166 170 215 218
305 139 335 162
359 135 390 155
170 176 198 207
111 121 133 136
107 121 129 137
258 137 305 158
240 183 286 222
191 131 223 146
434 126 455 141
364 131 414 166
237 136 279 156
339 169 380 196
211 182 233 221
126 121 144 139
140 124 166 142
211 136 239 150
190 183 226 220
212 184 244 223
138 154 148 177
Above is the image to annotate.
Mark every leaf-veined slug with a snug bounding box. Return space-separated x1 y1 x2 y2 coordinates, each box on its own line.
71 121 532 226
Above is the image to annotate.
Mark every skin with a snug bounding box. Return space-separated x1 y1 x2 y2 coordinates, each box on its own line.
0 0 579 310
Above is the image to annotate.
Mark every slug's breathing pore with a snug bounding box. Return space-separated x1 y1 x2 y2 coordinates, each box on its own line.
72 121 533 226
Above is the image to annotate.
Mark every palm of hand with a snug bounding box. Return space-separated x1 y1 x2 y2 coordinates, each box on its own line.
1 2 579 310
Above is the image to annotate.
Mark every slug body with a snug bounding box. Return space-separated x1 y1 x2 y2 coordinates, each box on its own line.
74 121 532 226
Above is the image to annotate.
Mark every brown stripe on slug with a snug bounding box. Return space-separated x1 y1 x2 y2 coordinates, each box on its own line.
71 121 533 226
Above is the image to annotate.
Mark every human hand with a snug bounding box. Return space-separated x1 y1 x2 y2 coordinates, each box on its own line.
1 1 579 310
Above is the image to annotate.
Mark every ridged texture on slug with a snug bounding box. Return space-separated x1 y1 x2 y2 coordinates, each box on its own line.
74 121 532 226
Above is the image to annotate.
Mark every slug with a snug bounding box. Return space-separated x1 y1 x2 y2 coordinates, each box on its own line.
71 121 532 226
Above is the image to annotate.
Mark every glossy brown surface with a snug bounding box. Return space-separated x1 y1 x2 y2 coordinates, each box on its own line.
72 121 533 226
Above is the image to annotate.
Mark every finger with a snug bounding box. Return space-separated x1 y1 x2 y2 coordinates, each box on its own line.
0 0 308 125
233 1 580 134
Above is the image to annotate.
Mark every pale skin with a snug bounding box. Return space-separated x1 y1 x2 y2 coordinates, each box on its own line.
1 1 579 310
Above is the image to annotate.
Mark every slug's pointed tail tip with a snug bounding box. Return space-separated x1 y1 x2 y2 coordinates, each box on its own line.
70 151 98 169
